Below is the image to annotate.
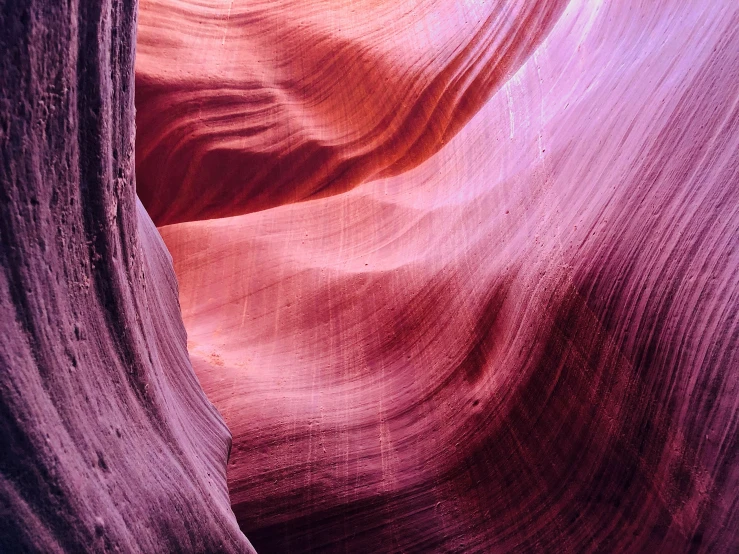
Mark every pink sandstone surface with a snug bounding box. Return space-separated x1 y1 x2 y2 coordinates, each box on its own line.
0 2 253 552
148 0 739 552
1 0 738 552
135 0 568 224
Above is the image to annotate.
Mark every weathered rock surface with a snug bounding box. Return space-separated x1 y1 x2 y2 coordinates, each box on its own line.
154 0 739 552
2 0 737 552
0 2 253 552
135 0 568 225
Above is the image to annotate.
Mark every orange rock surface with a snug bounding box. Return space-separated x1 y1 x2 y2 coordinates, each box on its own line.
135 0 567 224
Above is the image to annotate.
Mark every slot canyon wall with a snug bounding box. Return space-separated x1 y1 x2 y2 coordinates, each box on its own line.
0 0 736 553
0 1 253 552
140 0 739 552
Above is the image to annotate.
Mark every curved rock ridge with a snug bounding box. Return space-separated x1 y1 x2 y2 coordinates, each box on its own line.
0 2 253 552
159 0 739 551
135 0 568 225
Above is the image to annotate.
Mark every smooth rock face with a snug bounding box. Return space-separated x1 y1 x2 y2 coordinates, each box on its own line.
150 0 739 552
135 0 568 225
0 2 253 552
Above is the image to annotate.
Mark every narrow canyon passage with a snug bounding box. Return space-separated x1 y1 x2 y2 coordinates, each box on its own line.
1 0 737 552
138 0 739 552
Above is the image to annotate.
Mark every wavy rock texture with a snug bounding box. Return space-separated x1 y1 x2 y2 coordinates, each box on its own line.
0 2 253 552
149 0 739 552
135 0 568 224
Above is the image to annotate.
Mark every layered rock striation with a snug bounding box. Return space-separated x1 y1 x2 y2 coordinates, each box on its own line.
135 0 568 225
152 0 739 552
1 0 737 552
0 2 253 551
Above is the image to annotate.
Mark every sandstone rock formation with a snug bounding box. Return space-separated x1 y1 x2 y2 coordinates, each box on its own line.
135 0 568 225
2 0 738 552
0 2 253 552
150 0 739 552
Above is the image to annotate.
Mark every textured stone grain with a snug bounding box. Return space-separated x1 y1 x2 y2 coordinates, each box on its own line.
157 0 739 552
135 0 568 224
0 2 253 552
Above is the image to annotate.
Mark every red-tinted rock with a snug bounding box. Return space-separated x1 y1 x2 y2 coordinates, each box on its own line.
0 2 253 551
4 0 737 552
157 0 739 552
135 0 567 225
